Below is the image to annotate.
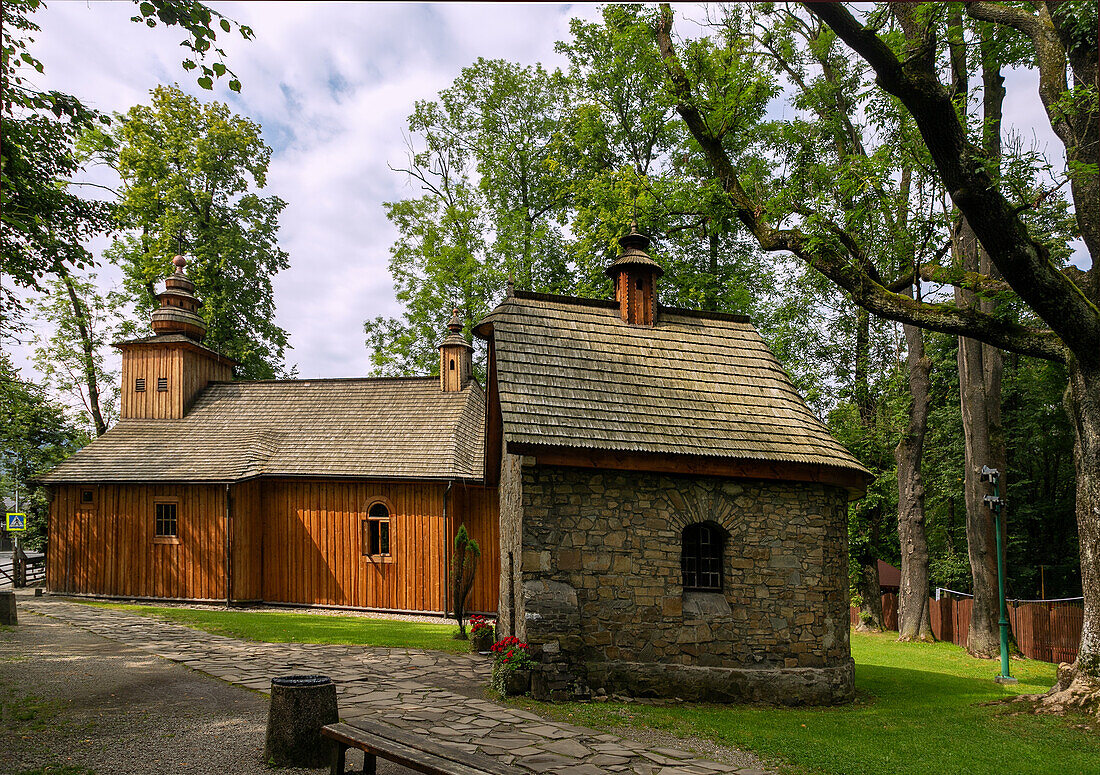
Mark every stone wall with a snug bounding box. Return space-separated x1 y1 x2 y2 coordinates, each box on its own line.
518 464 854 705
496 451 525 639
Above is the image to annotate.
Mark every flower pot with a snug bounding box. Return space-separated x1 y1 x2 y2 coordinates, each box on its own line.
504 668 531 696
470 628 495 653
492 663 531 697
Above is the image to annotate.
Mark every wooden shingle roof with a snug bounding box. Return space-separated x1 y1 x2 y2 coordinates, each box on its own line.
41 378 486 484
476 291 869 478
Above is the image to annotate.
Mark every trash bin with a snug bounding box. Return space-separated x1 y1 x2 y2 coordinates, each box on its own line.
263 674 338 767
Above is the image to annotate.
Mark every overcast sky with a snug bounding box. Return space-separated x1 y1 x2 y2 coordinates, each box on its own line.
12 1 1082 392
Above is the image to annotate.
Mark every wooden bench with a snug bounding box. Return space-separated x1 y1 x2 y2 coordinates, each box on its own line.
322 719 516 775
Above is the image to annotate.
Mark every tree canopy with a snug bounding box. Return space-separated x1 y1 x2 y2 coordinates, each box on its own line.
103 84 291 380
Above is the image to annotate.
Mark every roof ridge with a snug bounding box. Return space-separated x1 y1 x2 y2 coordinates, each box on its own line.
509 290 752 324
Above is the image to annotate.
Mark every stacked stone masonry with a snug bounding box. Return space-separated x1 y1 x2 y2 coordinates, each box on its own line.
514 464 854 705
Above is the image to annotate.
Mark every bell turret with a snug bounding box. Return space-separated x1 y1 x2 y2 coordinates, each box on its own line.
116 255 233 420
606 222 662 326
439 307 474 392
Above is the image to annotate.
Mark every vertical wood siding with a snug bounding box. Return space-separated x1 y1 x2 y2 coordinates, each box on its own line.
449 484 500 614
47 478 500 614
47 484 227 600
182 348 233 413
119 345 232 419
230 479 263 600
120 348 183 419
261 480 452 613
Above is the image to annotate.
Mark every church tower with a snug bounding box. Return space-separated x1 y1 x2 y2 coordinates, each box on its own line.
438 307 473 392
116 256 235 419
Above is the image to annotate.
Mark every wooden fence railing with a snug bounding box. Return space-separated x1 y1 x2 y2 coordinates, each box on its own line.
0 553 45 589
850 593 1082 664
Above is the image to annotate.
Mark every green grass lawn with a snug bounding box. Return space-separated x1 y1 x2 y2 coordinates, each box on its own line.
76 601 467 653
519 632 1098 775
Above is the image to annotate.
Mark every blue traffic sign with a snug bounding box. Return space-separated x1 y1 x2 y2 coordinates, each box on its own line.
5 513 26 532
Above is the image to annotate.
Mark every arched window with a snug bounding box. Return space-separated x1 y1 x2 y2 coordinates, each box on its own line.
363 501 391 557
682 522 723 591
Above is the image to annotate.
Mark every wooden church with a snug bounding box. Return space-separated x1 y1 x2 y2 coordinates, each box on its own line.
42 256 498 614
44 232 871 704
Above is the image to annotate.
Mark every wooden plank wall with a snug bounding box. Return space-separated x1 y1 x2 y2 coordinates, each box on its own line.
449 484 500 614
261 480 450 612
182 348 233 413
119 346 232 419
120 347 183 419
47 484 227 600
230 479 263 601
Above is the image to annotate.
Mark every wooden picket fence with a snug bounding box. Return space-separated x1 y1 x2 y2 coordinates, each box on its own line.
851 592 1082 664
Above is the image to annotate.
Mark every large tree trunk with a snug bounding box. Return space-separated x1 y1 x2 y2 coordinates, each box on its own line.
954 216 1008 659
854 532 884 633
896 315 933 642
953 25 1010 659
1042 358 1100 713
852 306 885 632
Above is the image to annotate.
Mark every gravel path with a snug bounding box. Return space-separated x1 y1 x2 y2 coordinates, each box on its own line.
0 611 415 774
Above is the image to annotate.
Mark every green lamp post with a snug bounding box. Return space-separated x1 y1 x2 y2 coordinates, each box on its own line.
981 465 1017 685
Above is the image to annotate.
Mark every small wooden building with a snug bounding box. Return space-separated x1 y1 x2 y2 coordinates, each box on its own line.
42 259 498 614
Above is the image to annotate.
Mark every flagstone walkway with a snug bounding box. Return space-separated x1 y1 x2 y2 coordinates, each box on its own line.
20 595 774 775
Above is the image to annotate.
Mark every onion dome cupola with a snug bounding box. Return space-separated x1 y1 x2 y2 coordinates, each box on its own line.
150 255 207 342
606 221 663 326
439 307 474 392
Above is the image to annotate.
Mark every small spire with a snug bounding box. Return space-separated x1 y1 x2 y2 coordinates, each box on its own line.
618 221 651 253
447 306 462 333
506 274 515 297
172 255 187 273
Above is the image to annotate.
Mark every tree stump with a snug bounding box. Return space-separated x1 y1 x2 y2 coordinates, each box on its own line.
263 675 338 767
0 591 16 626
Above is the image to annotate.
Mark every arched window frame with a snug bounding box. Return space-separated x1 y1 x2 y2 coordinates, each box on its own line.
362 497 394 561
681 521 725 591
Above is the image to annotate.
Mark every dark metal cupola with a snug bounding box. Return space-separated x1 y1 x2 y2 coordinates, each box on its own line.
606 222 662 326
150 255 207 341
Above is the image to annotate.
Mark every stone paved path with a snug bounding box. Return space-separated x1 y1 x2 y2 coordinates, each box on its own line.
21 596 775 775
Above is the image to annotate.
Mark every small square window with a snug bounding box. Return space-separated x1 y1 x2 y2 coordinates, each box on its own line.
155 502 177 538
81 489 94 504
135 378 146 392
156 377 168 392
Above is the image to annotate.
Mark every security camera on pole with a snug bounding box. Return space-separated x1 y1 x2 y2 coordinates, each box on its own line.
980 465 1017 685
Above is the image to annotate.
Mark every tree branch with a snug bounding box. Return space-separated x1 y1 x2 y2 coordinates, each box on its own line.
655 3 1067 364
806 2 1100 368
965 2 1043 37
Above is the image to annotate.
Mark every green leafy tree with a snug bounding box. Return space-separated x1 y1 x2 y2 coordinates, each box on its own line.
106 85 291 379
0 353 88 550
369 9 780 377
30 271 123 436
1 0 252 327
366 59 574 375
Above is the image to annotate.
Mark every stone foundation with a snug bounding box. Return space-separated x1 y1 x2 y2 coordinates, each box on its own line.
588 659 855 705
